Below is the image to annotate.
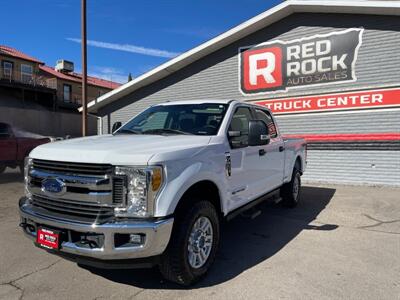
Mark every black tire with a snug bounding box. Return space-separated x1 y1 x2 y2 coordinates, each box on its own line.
281 168 301 208
0 164 6 174
159 200 220 286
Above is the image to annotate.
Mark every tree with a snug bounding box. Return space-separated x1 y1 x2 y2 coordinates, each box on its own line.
128 73 133 82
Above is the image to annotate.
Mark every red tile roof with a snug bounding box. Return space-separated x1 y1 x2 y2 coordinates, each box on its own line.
40 65 121 89
0 45 43 64
0 45 121 89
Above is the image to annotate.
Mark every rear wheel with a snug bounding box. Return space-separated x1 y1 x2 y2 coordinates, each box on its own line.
159 200 220 286
0 164 6 174
281 168 301 208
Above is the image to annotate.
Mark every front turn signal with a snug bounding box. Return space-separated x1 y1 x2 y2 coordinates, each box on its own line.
151 167 163 192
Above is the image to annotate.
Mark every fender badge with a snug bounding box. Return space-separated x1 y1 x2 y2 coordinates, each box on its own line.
225 152 231 177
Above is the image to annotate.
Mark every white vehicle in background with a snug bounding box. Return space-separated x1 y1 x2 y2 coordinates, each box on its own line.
19 100 306 285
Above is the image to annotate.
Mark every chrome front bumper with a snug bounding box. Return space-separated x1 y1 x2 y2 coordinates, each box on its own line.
19 198 174 260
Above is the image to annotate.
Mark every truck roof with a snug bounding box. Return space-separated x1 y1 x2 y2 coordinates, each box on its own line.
156 99 235 106
154 100 269 112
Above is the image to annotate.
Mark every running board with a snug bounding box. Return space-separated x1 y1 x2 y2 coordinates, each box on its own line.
241 208 261 219
226 188 280 221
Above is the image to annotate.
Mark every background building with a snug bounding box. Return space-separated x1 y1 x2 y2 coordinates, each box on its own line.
40 61 120 111
0 45 56 110
86 0 400 186
0 46 121 136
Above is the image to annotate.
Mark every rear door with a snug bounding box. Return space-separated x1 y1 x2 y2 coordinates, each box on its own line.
253 108 285 192
0 123 17 162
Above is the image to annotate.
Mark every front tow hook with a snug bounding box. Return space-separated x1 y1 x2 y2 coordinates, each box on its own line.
19 222 35 233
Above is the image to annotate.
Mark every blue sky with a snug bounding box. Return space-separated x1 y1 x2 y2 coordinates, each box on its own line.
2 0 281 83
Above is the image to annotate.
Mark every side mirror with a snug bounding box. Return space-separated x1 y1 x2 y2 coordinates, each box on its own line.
112 122 122 133
248 120 270 146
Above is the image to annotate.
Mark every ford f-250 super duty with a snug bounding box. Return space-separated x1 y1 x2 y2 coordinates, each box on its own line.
19 100 306 285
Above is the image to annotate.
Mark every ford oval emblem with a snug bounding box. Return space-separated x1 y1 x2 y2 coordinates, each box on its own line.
41 178 65 195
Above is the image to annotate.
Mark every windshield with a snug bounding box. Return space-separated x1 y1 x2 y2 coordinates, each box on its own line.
116 103 228 136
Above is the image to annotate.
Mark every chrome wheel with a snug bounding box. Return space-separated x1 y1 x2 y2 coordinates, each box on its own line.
293 175 300 201
187 216 213 269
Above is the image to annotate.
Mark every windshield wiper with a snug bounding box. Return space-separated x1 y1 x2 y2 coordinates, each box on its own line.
114 128 141 135
142 128 192 135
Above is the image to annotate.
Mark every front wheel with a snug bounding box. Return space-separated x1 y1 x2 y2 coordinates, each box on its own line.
281 168 301 208
159 200 220 286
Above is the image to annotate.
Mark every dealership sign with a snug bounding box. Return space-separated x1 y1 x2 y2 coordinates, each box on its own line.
239 28 363 95
252 88 400 114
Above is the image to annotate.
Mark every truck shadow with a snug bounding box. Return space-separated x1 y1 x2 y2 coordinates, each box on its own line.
82 186 337 289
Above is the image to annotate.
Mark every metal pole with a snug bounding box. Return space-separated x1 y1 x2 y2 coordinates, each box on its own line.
81 0 88 136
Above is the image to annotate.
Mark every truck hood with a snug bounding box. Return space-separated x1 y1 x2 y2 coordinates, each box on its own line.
30 134 212 165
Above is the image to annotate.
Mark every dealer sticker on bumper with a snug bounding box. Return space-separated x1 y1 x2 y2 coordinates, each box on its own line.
37 227 60 250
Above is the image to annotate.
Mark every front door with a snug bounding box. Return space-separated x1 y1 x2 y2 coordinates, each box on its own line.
226 106 267 211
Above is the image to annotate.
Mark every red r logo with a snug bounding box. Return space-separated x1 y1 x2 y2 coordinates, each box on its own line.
241 46 283 93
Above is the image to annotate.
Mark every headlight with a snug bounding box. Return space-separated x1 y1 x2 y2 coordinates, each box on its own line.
114 166 164 218
24 157 33 199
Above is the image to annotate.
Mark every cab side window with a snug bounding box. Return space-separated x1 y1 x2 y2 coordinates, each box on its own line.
228 107 252 148
255 109 277 138
0 123 11 139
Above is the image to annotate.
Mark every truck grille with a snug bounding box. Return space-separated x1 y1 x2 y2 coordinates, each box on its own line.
32 159 113 176
31 195 114 224
112 176 126 205
29 159 125 223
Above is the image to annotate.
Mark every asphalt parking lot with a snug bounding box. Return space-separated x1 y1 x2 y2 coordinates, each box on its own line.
0 168 399 300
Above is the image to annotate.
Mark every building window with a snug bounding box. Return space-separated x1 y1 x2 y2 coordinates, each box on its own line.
21 64 33 83
2 61 13 79
63 84 72 102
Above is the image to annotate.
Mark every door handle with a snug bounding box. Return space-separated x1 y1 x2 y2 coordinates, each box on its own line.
279 146 285 152
259 149 266 156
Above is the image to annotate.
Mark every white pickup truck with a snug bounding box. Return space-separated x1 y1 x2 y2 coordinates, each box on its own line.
19 100 306 285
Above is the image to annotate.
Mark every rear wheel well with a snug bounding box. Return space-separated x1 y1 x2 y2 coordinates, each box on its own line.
175 180 222 218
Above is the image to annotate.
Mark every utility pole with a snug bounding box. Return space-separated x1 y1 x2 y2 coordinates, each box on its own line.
81 0 88 136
